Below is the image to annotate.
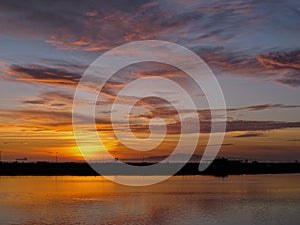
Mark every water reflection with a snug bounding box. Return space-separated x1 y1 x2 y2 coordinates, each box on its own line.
0 175 299 225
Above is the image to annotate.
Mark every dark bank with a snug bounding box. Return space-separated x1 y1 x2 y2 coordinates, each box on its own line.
1 158 299 177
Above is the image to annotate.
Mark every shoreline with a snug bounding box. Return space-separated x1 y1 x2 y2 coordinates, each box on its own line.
1 159 299 177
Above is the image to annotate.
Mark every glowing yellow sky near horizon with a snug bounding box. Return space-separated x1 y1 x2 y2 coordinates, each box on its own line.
1 122 299 162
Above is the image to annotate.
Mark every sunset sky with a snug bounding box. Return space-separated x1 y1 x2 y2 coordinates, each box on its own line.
0 0 300 162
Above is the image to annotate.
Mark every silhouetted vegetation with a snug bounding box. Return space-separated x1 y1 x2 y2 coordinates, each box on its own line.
0 158 299 176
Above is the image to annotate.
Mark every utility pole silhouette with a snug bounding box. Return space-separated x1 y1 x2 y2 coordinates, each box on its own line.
56 152 58 163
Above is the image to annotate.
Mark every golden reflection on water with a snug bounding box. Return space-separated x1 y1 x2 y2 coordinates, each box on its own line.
0 174 300 225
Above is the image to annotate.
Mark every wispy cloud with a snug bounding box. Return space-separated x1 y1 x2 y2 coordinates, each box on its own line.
5 64 81 87
228 104 300 111
257 50 300 87
20 91 74 109
0 109 73 132
197 48 300 88
233 132 265 138
288 138 300 142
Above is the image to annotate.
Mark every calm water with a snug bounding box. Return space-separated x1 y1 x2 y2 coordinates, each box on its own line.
0 174 299 225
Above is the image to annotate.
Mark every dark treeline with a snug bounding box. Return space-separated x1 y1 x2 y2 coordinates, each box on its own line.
1 158 300 177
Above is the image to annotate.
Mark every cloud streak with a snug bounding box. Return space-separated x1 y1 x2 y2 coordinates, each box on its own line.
5 64 81 87
233 132 265 138
257 50 300 87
